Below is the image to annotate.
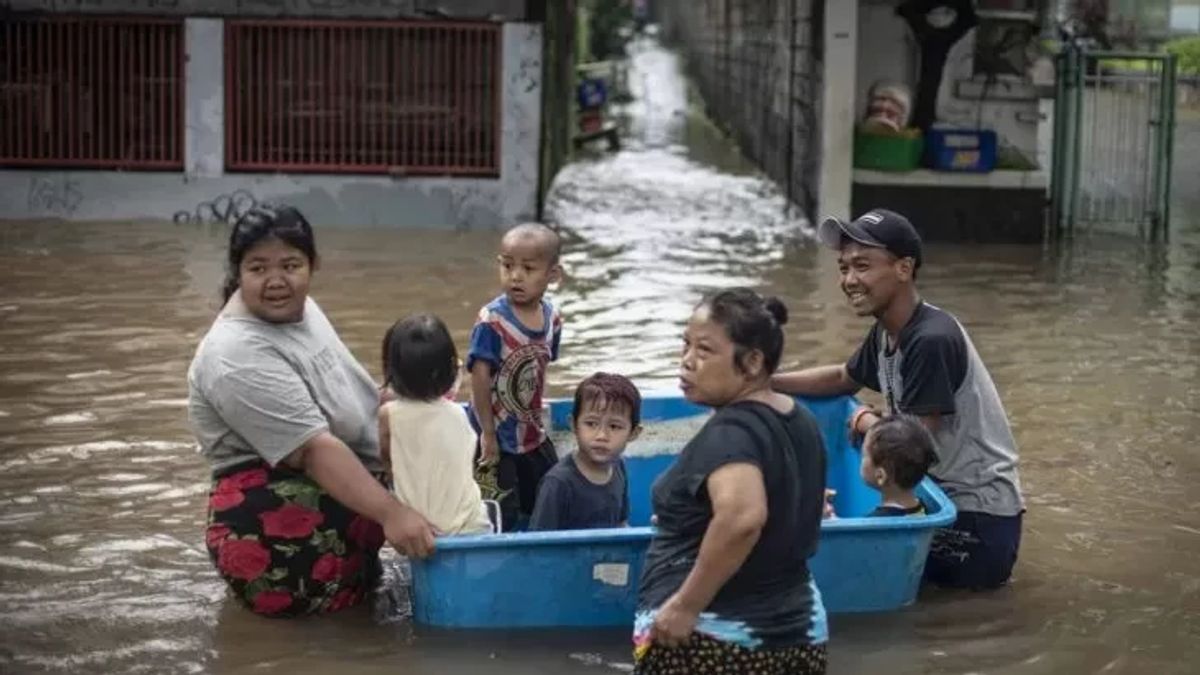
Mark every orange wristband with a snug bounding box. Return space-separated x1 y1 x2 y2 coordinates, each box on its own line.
850 407 873 437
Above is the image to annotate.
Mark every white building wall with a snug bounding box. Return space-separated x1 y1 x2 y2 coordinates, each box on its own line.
819 0 859 221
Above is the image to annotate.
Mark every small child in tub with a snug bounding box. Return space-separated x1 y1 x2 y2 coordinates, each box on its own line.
860 415 937 517
528 373 642 531
379 314 493 535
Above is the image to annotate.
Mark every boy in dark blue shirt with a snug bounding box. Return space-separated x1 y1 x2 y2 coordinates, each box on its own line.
529 373 641 531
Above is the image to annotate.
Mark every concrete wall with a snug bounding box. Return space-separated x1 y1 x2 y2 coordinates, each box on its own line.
498 21 543 225
185 18 224 178
657 0 822 221
0 20 542 229
1 0 527 20
819 0 856 221
853 181 1046 242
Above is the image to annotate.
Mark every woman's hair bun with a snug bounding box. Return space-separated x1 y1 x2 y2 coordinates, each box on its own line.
764 296 789 327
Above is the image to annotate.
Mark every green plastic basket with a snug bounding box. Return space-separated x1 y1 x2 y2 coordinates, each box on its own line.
854 130 923 172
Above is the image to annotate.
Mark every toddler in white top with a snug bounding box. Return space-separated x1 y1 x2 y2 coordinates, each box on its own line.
379 314 492 535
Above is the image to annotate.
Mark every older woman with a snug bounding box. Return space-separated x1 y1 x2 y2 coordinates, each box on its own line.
633 288 829 674
188 205 435 617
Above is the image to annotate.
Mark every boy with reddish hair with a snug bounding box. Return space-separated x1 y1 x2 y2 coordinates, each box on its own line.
529 373 642 531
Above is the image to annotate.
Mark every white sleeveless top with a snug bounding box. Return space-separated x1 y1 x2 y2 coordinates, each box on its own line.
382 398 490 535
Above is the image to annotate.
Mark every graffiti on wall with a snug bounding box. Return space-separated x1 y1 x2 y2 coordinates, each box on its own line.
172 189 259 225
26 177 83 216
2 0 181 9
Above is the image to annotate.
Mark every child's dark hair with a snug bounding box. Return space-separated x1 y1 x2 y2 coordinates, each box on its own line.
221 205 317 304
572 372 642 428
865 416 938 490
700 288 789 377
382 313 459 402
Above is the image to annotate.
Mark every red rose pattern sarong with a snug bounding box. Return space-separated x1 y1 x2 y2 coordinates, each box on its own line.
204 460 387 617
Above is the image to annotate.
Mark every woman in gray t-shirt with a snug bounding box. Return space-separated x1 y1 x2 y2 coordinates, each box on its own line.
187 205 435 617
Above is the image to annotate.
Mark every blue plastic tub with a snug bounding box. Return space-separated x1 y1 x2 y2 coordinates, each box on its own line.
409 392 957 628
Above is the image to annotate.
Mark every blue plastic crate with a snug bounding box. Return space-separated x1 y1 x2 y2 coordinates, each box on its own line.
925 128 997 172
410 392 957 628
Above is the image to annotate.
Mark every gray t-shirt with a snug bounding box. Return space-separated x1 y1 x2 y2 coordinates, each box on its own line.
187 293 382 473
847 302 1024 517
528 454 629 531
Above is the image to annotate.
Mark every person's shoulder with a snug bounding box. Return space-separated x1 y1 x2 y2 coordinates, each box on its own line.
912 302 965 336
613 457 630 483
432 397 472 423
189 325 286 395
695 406 764 445
712 401 779 424
303 295 326 316
779 398 822 433
905 303 966 349
541 457 580 489
477 294 509 320
868 503 925 517
195 316 278 364
301 296 334 328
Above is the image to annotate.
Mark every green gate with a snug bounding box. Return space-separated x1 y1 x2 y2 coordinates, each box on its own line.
1051 48 1178 240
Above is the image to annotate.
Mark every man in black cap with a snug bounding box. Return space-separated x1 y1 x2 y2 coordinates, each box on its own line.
773 208 1025 590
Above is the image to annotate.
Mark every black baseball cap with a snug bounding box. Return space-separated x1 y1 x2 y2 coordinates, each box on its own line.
817 208 923 270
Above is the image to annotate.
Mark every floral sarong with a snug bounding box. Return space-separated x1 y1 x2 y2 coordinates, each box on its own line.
204 460 387 617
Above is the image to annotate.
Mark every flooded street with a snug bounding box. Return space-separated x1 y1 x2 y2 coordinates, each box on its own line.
2 37 1199 674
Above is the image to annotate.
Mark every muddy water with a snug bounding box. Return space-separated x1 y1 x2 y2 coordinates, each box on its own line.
2 38 1200 674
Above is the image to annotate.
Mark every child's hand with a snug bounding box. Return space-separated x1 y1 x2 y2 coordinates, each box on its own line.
477 432 499 467
823 488 837 519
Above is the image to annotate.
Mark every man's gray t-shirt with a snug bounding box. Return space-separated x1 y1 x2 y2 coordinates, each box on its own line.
187 294 382 473
846 302 1024 516
528 455 629 531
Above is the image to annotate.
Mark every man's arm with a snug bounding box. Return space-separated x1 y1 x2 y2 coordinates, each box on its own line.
772 364 862 397
286 431 436 558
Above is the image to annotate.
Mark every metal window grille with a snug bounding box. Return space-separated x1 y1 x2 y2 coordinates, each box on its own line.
0 16 185 170
225 20 501 176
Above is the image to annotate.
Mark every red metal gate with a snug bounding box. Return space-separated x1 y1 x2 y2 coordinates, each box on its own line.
0 16 185 170
225 19 501 176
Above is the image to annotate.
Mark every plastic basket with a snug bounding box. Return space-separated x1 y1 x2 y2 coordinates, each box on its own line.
854 129 924 171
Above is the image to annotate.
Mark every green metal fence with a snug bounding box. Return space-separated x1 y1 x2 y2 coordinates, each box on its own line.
1051 48 1178 240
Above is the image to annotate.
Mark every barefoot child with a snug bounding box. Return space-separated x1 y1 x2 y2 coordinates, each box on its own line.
379 314 492 535
530 373 641 531
860 415 937 517
468 223 564 529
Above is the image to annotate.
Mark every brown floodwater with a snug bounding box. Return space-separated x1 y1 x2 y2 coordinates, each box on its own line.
1 38 1199 674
